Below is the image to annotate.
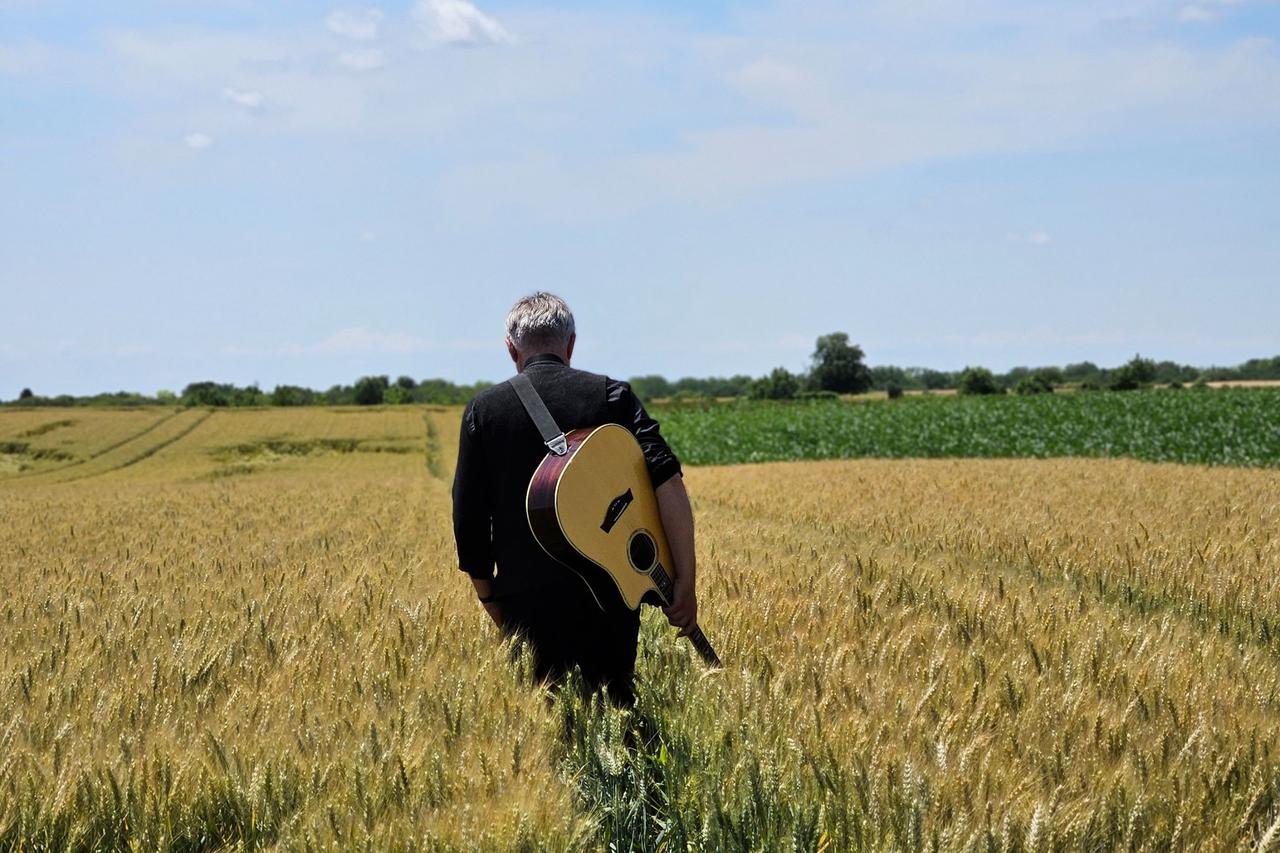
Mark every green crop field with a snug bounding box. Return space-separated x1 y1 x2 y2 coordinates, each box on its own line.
654 388 1280 468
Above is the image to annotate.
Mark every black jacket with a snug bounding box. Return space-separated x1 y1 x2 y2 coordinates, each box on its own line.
451 353 682 598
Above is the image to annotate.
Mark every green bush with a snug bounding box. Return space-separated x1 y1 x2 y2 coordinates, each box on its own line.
181 382 233 407
383 385 412 405
353 376 389 406
1108 355 1157 391
751 367 800 400
957 367 1002 396
270 385 315 406
1014 374 1054 395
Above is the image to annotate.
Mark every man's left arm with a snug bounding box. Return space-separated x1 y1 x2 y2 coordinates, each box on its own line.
452 401 503 629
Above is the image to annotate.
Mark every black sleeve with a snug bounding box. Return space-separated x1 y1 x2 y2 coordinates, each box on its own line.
451 400 495 579
606 379 682 489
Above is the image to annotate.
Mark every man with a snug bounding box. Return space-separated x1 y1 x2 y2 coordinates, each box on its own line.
451 292 698 707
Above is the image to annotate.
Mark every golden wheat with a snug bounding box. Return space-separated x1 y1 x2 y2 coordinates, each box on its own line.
2 406 1278 850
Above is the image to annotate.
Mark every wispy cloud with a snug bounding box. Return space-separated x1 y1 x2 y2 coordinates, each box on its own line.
412 0 513 46
220 86 264 108
339 48 385 70
183 132 212 149
283 327 491 355
1007 230 1052 245
326 8 384 41
1179 5 1218 22
41 1 1280 217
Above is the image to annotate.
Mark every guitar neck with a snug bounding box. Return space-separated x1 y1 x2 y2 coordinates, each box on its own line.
648 563 722 668
685 625 722 669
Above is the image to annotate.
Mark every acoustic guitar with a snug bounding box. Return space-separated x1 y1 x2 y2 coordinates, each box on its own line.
525 423 722 668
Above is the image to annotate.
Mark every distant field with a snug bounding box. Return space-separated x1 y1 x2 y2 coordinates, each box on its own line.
1206 379 1280 389
0 408 176 476
654 387 1280 468
3 406 1280 849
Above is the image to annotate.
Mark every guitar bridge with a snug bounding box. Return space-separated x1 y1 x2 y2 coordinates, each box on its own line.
600 488 634 532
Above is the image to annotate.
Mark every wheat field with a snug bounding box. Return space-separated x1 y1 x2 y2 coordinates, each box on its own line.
2 406 1280 850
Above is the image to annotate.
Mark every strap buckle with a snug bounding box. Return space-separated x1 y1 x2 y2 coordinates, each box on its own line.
546 434 568 456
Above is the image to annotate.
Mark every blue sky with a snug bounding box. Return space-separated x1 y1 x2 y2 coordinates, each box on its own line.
2 0 1278 395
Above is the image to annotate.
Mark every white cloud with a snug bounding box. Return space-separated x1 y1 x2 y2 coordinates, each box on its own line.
326 8 384 41
183 132 213 149
412 0 513 46
339 48 385 70
220 86 264 108
63 3 1280 218
1179 5 1218 22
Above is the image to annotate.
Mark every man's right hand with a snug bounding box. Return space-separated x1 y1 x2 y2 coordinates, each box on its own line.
655 473 699 638
662 575 698 637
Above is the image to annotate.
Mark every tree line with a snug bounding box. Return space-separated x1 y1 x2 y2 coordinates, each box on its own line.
8 338 1280 407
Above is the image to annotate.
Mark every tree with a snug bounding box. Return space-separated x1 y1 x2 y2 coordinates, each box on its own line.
1108 354 1157 391
232 384 265 407
383 385 412 404
1063 361 1102 385
809 333 871 394
628 375 674 402
270 385 315 406
395 375 416 391
181 381 233 407
957 367 1002 396
19 388 33 400
1014 373 1054 395
750 367 800 400
353 375 388 405
912 368 955 390
870 365 916 391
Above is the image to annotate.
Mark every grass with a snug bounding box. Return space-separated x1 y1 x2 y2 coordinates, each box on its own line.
2 405 1280 849
654 387 1280 468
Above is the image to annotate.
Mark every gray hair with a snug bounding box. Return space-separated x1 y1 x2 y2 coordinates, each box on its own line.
505 292 576 353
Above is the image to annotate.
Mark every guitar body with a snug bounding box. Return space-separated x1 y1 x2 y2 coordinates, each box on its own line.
526 423 721 667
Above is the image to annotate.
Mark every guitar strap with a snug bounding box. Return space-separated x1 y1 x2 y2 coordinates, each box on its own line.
508 373 569 456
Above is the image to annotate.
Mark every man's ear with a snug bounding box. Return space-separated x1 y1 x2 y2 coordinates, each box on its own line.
506 337 519 364
565 333 576 364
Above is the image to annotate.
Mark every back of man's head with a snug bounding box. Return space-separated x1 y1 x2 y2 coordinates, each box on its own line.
505 292 575 355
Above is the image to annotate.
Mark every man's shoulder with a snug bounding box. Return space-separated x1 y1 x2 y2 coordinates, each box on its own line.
466 366 617 417
468 381 510 408
464 381 515 423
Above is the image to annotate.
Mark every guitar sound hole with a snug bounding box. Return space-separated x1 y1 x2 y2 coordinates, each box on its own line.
628 530 657 573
